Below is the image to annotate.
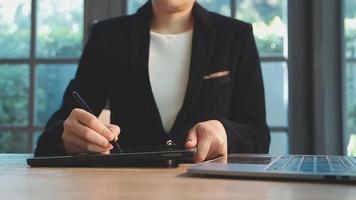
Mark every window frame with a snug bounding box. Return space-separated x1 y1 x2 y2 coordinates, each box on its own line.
0 0 290 153
0 0 126 152
0 0 82 152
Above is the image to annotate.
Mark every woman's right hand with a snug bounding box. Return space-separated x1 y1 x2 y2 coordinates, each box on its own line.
62 108 120 154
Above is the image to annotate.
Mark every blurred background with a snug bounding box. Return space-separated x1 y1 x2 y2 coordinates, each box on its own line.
0 0 355 156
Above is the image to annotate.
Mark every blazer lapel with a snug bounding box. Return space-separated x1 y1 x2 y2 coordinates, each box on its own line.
128 2 216 138
170 3 216 136
128 2 167 134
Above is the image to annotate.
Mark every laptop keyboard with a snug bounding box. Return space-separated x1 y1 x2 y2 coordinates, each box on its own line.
266 155 356 174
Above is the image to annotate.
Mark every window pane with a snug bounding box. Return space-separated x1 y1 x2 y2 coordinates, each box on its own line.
346 62 356 142
345 0 356 59
348 134 356 156
0 131 29 153
198 0 231 16
0 65 29 126
270 132 288 155
0 0 31 58
345 0 356 155
261 62 288 127
236 0 287 56
35 64 77 126
127 0 231 16
127 0 148 14
36 0 84 58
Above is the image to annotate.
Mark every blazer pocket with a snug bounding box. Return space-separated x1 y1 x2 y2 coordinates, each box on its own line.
203 70 231 84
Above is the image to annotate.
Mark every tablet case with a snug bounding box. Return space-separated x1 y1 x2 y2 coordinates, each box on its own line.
27 148 197 167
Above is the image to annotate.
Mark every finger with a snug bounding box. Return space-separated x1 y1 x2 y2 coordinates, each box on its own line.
67 131 113 153
71 133 113 153
64 141 83 154
196 137 211 162
195 125 212 162
185 126 198 148
107 124 120 141
73 109 114 141
68 119 110 148
210 136 227 159
101 150 111 155
206 145 220 160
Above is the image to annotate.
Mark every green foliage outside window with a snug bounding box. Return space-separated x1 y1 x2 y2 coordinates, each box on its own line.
236 0 286 56
345 0 356 156
0 65 29 126
0 132 28 153
0 0 82 153
0 0 30 58
345 0 356 58
36 0 83 58
1 0 288 153
0 0 355 154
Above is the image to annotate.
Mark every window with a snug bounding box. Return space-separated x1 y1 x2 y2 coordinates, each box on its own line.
345 0 356 156
0 0 83 153
236 0 288 155
1 0 289 153
127 0 289 154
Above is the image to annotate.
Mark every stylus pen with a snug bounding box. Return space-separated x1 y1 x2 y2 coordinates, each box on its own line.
72 91 123 153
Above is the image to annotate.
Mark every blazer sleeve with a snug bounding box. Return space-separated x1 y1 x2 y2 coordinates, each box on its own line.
219 24 270 154
34 24 109 156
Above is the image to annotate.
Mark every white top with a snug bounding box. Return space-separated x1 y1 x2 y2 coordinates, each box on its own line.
148 30 193 133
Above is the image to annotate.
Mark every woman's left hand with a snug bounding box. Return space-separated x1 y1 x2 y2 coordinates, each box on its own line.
185 120 228 162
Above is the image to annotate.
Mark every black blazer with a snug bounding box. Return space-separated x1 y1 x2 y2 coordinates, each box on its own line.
35 2 270 156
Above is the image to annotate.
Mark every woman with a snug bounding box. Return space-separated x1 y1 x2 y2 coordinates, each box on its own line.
35 0 270 162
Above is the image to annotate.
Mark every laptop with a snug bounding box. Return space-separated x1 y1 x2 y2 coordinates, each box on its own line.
187 154 356 182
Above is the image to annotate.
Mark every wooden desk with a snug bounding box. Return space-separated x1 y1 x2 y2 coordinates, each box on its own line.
1 154 355 200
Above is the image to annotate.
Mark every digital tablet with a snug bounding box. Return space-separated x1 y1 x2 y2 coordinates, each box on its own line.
27 147 197 168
